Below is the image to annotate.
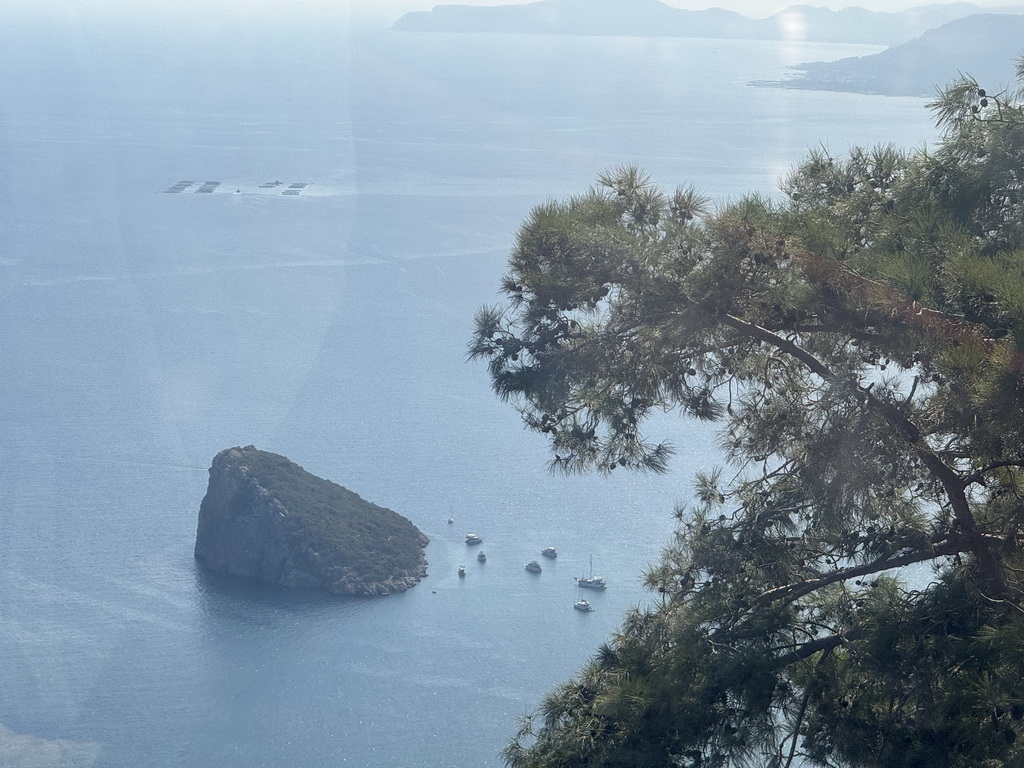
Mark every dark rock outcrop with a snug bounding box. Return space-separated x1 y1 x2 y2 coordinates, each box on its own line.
194 446 429 596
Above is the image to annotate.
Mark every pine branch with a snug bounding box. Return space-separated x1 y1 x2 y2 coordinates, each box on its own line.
773 627 866 667
755 538 965 608
720 311 1011 599
964 460 1024 486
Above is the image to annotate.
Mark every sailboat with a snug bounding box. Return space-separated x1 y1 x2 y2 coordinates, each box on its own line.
575 555 607 590
574 587 594 612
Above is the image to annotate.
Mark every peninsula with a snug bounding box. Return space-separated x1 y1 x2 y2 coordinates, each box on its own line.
774 13 1024 96
194 446 429 596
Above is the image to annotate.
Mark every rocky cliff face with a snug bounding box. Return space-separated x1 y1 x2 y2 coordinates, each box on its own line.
194 446 429 596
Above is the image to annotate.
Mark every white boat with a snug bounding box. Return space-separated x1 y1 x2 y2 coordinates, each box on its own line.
575 555 607 590
465 533 483 545
541 546 557 558
574 585 594 611
525 560 542 573
458 565 466 577
477 551 486 562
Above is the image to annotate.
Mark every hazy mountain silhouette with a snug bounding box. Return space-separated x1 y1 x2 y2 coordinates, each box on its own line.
773 13 1024 96
395 0 750 38
393 0 1024 46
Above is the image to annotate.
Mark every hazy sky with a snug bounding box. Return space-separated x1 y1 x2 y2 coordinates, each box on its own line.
382 0 1008 11
7 0 1017 30
17 0 1015 17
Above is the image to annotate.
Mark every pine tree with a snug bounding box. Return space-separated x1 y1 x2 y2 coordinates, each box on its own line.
471 58 1024 768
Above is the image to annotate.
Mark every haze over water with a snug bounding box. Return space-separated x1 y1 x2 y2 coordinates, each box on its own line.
0 5 940 766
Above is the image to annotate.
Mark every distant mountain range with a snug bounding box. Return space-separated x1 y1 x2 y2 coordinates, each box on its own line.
393 0 1024 47
393 2 1024 97
772 13 1024 96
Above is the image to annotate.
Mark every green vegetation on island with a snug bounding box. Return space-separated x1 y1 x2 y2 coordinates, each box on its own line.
471 60 1024 767
195 446 429 595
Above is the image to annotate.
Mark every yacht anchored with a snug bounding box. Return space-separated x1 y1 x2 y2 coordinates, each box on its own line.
465 533 483 545
575 555 607 590
525 560 542 573
541 546 557 559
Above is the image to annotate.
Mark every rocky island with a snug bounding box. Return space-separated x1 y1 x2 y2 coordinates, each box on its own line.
194 446 429 596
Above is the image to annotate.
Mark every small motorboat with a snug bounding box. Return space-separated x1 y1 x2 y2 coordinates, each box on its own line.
541 546 557 559
477 551 486 563
458 565 466 577
525 560 542 573
465 533 483 545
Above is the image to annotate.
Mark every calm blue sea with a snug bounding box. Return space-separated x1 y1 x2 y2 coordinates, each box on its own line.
0 6 940 767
